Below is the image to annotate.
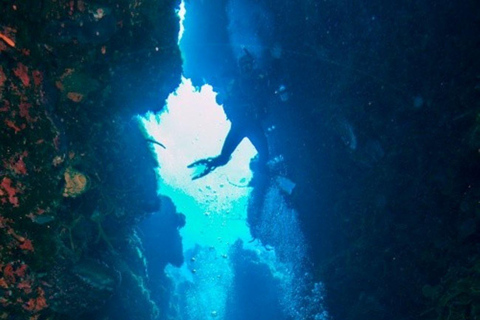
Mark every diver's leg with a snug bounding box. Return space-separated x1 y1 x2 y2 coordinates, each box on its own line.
245 126 270 239
247 125 269 167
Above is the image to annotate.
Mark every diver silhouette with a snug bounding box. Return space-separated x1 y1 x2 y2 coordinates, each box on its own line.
188 48 271 180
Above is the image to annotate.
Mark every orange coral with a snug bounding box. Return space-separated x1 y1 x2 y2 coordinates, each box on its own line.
67 92 84 102
63 167 89 197
7 229 25 242
56 68 75 91
5 119 24 133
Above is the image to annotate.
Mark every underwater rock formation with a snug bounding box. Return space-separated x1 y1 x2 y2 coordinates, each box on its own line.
259 1 480 320
0 0 182 319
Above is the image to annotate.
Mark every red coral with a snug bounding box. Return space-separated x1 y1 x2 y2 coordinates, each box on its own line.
0 278 7 288
0 216 12 228
32 70 42 87
0 99 10 112
19 239 34 252
0 177 20 206
0 297 9 307
4 151 28 175
23 298 37 312
17 280 32 294
14 264 28 278
15 152 28 175
3 263 15 284
23 288 47 312
13 156 26 174
0 66 6 88
19 101 35 122
13 63 30 87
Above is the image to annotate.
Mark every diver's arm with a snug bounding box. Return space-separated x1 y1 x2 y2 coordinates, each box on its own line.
188 125 245 180
216 124 244 165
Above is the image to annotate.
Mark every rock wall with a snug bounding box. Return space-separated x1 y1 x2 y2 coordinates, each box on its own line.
261 1 480 319
0 1 182 319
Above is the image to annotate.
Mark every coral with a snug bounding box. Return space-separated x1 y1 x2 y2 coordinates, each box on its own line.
23 288 48 313
5 119 24 133
31 70 42 87
17 280 33 294
13 62 30 87
67 92 84 102
4 151 28 175
63 167 89 198
0 66 6 98
0 177 21 207
19 239 34 252
19 101 35 122
56 69 99 101
3 263 15 284
0 261 47 316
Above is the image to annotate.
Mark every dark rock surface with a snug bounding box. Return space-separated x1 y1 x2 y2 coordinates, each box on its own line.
0 1 182 319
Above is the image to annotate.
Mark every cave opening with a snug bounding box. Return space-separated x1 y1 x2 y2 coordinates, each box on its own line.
142 77 262 318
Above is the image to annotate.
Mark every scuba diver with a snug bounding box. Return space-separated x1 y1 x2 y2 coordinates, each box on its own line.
188 48 271 181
